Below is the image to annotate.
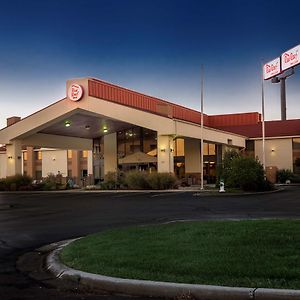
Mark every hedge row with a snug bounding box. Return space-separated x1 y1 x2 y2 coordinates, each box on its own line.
101 171 177 190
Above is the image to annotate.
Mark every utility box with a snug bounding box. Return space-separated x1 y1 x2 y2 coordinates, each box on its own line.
266 166 278 183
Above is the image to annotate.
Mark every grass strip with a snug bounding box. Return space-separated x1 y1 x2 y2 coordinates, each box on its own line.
61 220 300 289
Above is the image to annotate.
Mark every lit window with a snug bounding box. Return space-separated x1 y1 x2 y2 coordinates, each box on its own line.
82 150 88 158
208 144 216 155
203 143 216 155
203 143 209 155
175 139 184 156
67 150 73 159
23 151 28 161
35 151 42 160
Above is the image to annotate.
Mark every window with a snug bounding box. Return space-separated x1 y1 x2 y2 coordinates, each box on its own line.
35 151 42 160
203 143 216 155
67 150 72 159
208 144 216 155
67 170 72 177
23 151 28 161
82 150 88 158
245 140 255 158
117 127 157 157
292 138 300 173
174 138 184 157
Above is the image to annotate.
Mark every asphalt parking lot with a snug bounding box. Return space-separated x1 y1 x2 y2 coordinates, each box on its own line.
0 186 299 300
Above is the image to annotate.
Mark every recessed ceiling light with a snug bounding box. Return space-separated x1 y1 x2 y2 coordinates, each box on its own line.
65 121 71 127
103 128 108 133
85 125 91 130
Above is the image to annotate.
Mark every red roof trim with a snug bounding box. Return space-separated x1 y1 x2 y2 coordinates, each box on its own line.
214 119 300 138
88 78 210 125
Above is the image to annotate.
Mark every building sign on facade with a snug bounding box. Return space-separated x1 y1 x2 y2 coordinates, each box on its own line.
68 84 83 101
281 44 300 71
263 57 281 80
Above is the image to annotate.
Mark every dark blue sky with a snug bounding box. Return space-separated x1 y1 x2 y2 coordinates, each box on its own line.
1 0 299 128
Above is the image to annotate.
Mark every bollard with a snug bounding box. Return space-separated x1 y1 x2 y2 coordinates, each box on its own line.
219 180 225 193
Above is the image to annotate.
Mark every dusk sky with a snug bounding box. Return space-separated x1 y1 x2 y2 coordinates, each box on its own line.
0 0 299 129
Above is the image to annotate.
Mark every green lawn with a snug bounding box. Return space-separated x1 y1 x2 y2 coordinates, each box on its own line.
61 220 300 289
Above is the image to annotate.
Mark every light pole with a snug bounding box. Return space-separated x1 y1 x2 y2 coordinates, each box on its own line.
200 65 204 190
261 65 266 174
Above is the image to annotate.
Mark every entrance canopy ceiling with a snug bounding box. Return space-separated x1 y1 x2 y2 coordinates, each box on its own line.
40 112 134 139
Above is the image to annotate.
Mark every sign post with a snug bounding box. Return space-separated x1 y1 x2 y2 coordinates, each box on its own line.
263 44 299 120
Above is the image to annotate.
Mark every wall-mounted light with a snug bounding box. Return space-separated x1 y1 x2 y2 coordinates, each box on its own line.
170 148 174 153
52 157 56 161
160 148 166 152
17 156 21 160
64 120 71 127
103 127 108 133
271 148 275 152
8 156 13 159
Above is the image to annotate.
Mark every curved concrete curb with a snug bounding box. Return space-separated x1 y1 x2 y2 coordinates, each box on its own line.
46 239 300 300
0 187 286 195
193 187 285 197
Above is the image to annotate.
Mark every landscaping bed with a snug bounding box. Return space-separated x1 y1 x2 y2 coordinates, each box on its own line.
61 220 300 289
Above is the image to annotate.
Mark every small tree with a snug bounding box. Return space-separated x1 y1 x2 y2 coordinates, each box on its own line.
230 156 266 191
219 150 272 192
217 149 240 187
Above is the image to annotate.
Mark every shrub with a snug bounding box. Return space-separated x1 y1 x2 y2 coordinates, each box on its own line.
41 173 58 190
0 179 7 191
147 172 176 189
291 174 300 183
103 172 118 189
220 151 272 192
277 169 294 183
217 149 240 186
124 171 149 189
0 174 32 191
